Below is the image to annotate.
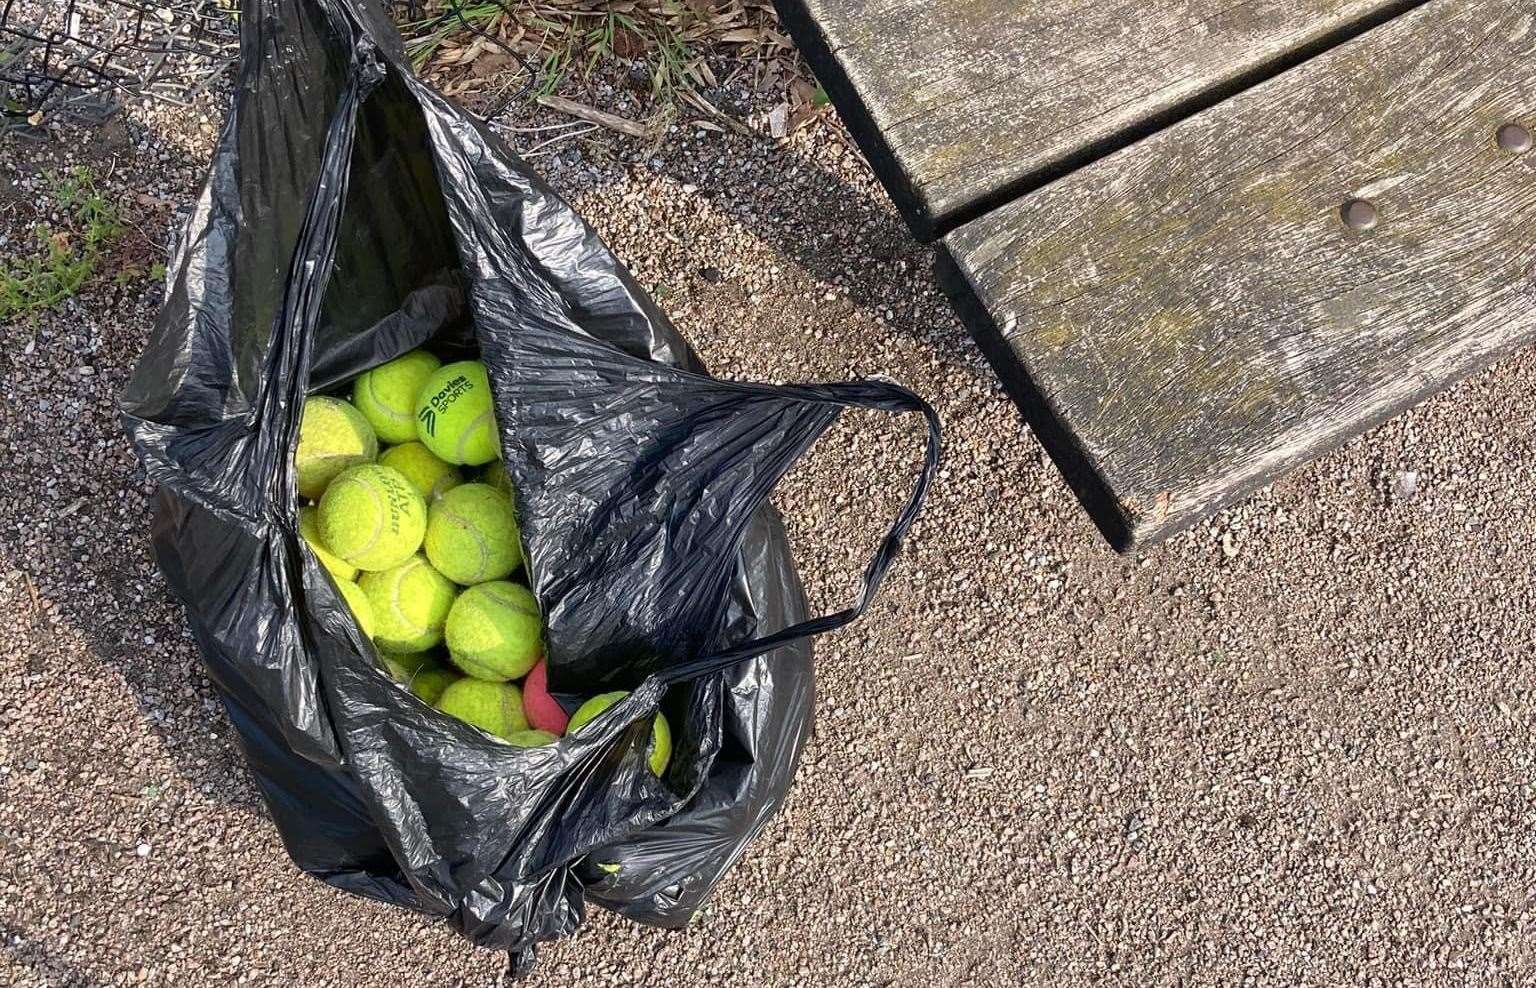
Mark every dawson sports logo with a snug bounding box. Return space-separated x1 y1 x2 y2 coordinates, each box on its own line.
419 373 474 438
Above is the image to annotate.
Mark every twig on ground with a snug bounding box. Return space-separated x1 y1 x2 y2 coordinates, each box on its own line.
503 120 593 135
679 89 751 136
23 571 42 622
522 122 597 157
535 94 651 139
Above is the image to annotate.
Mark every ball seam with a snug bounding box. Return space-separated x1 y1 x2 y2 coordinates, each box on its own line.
449 586 537 672
384 558 440 645
433 500 491 582
331 473 387 565
456 407 497 464
362 373 414 428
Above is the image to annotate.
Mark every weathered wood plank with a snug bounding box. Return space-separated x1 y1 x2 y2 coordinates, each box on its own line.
776 0 1427 238
941 0 1536 550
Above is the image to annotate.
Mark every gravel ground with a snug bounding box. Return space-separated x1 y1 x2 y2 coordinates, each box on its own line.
3 37 1536 988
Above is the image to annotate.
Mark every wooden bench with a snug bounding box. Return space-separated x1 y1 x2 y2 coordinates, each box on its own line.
777 0 1536 549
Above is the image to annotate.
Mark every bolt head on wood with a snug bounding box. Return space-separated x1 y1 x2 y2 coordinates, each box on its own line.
1496 123 1533 153
1340 198 1379 231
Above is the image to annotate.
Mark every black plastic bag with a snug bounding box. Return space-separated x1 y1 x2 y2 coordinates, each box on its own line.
121 0 939 970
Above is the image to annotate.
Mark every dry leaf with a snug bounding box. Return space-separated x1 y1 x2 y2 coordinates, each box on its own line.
767 102 788 138
471 50 516 76
787 102 822 134
612 25 647 58
460 37 493 64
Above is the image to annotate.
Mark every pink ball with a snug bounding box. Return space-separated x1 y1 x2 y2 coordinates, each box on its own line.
521 658 569 735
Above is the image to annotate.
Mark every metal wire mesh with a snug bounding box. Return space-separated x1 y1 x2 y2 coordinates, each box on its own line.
0 0 532 124
0 0 238 122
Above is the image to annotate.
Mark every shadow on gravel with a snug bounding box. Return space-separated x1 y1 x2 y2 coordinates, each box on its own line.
9 115 272 818
1 922 109 987
618 128 982 371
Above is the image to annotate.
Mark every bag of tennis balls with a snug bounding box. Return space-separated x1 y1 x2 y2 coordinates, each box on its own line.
296 350 682 782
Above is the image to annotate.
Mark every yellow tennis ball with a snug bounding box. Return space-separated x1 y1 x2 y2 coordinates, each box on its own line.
424 483 522 585
353 350 442 444
379 442 463 500
480 460 515 498
380 652 457 704
317 464 427 572
358 554 458 652
333 577 376 639
506 729 557 748
297 506 357 582
568 692 672 775
408 665 459 705
649 710 673 776
444 581 542 681
415 360 499 466
379 650 436 682
295 396 377 499
435 678 528 739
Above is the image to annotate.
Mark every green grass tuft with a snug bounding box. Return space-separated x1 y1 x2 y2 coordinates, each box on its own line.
1 167 124 322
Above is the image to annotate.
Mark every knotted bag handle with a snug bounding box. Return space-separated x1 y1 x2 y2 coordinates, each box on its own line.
659 378 941 685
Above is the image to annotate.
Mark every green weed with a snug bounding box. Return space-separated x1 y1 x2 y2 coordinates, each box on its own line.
1 167 125 322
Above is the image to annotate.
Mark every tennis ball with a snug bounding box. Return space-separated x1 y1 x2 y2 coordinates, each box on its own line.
506 729 557 747
435 678 528 739
416 360 499 466
379 650 436 682
358 554 458 652
379 442 463 501
649 710 672 777
408 665 458 705
567 691 672 776
295 396 377 499
444 581 542 681
353 350 443 444
298 506 357 582
318 464 427 571
481 460 515 498
424 483 522 585
520 658 568 735
334 577 376 639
